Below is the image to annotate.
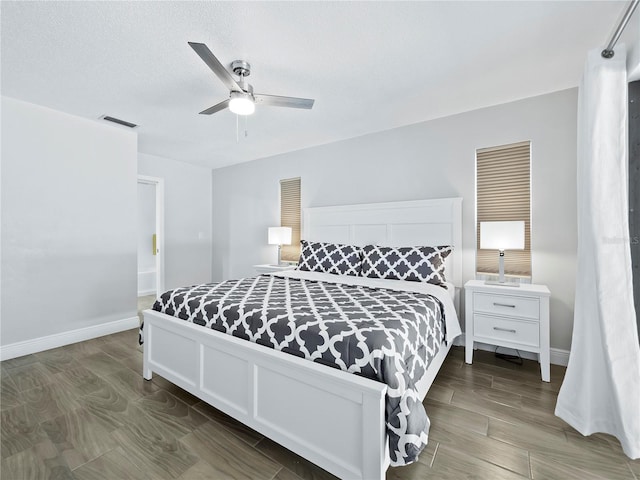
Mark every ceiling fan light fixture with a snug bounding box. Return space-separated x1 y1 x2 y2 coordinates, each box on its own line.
229 91 255 115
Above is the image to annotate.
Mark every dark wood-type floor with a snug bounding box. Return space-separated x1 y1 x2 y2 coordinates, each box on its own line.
1 327 638 479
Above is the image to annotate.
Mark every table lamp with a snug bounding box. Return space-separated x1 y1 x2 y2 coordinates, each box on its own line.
268 227 292 266
480 221 525 286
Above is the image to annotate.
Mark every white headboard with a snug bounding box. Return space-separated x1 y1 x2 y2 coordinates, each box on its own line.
303 197 463 287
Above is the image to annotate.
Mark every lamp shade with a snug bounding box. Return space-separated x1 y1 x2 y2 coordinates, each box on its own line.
268 227 292 246
480 221 525 250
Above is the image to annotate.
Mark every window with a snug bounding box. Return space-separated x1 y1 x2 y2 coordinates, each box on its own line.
280 177 301 263
476 141 531 277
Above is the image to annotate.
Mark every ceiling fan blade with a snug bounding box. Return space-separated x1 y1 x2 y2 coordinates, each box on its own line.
199 99 230 115
254 94 314 109
188 42 242 92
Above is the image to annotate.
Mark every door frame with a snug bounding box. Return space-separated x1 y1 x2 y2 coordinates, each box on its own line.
137 175 165 296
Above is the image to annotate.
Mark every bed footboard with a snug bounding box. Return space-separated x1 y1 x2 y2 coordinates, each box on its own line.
143 310 388 480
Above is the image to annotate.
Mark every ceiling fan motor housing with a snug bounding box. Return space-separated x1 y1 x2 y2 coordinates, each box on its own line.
236 81 253 95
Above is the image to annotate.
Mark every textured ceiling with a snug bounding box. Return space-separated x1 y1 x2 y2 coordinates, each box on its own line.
0 1 629 169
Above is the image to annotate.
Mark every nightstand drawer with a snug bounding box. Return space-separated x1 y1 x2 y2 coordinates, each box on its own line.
473 292 539 319
473 314 540 347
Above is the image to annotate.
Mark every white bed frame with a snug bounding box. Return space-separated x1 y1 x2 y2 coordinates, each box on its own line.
143 197 462 480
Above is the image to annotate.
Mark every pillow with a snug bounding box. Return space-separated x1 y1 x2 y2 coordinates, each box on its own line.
296 240 363 276
360 245 453 285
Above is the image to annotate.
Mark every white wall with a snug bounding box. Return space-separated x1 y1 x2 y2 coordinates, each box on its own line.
138 153 212 290
1 96 138 350
212 88 578 352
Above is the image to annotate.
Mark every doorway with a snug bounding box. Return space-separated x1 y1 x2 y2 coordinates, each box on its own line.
137 175 164 301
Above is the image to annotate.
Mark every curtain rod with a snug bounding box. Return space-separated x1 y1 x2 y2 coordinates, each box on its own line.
602 0 639 58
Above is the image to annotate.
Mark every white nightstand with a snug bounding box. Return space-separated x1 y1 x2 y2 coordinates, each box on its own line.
253 264 296 274
464 280 551 382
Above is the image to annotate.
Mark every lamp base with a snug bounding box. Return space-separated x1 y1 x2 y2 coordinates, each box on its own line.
487 250 521 286
484 280 521 288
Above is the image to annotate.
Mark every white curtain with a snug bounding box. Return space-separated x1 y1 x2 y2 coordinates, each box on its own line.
555 45 640 459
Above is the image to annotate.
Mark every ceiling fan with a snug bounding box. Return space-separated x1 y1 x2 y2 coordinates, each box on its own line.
188 42 315 116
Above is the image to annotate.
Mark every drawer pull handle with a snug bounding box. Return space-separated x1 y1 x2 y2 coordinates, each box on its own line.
493 302 516 308
493 327 517 333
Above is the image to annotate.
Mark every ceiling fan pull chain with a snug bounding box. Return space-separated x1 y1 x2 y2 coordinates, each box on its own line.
236 114 239 143
245 115 248 138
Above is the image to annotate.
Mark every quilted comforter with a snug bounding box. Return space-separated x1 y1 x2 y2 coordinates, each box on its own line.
141 271 459 466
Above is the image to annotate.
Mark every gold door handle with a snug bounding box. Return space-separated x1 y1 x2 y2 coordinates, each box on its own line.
152 234 157 255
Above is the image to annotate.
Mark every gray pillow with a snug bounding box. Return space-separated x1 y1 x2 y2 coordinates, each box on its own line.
360 245 453 285
296 240 363 276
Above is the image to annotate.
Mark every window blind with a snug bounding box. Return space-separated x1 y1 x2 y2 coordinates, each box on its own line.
280 177 301 262
476 141 532 277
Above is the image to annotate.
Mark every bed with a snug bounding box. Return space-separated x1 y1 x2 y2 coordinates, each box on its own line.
142 197 462 480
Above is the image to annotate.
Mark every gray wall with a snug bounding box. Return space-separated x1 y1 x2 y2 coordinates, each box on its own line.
138 153 213 291
621 15 640 81
629 80 640 342
212 88 578 352
1 96 138 346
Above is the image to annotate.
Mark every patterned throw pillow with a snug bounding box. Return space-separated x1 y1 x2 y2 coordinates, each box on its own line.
296 240 363 276
360 245 453 285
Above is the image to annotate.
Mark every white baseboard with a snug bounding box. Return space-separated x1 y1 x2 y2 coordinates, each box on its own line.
454 335 570 367
137 290 156 297
550 348 570 367
0 316 139 361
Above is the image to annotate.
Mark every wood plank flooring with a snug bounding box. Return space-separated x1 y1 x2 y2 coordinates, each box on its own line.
1 329 638 479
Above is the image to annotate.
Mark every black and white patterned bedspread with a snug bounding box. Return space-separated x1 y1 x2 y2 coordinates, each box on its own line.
143 274 446 466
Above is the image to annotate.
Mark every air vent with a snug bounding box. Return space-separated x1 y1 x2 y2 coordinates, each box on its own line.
100 115 138 128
